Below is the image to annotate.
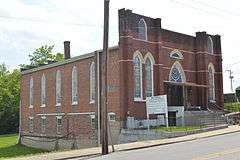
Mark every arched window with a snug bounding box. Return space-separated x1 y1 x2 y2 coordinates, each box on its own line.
72 66 78 105
40 74 46 107
29 77 33 107
208 64 215 101
90 62 96 103
170 62 185 83
207 36 214 54
138 19 147 40
134 54 143 100
145 55 154 98
56 70 61 106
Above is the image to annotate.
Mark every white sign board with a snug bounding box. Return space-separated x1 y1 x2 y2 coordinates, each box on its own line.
146 95 168 128
146 95 168 114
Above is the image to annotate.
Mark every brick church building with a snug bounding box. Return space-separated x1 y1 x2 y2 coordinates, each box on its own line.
20 9 223 150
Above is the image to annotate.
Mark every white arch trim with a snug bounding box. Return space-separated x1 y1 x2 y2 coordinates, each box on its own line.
133 50 143 101
138 18 148 41
169 61 186 83
208 63 215 101
169 49 184 60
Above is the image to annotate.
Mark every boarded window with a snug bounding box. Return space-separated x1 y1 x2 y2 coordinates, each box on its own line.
72 66 78 104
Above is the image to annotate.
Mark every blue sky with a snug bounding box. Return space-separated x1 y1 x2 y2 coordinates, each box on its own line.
0 0 239 93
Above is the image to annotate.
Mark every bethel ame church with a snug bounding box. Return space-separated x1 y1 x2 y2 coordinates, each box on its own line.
20 9 223 150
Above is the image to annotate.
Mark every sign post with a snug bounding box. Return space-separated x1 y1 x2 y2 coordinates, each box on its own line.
146 95 169 130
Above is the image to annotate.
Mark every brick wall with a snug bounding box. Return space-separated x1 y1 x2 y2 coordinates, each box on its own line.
118 9 224 120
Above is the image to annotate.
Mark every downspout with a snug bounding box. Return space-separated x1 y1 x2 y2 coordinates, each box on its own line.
97 51 101 146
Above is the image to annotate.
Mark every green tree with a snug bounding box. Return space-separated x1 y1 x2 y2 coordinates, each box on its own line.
236 87 240 101
0 66 20 134
20 45 64 69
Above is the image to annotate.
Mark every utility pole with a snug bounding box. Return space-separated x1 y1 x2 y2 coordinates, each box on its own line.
100 0 110 155
226 70 234 92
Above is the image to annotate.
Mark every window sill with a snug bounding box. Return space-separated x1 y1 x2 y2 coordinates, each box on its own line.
56 103 61 107
72 102 78 106
209 100 216 103
29 105 33 109
40 104 46 108
134 98 146 102
90 100 95 104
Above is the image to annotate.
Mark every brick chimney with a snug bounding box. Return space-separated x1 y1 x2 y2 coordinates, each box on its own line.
64 41 71 59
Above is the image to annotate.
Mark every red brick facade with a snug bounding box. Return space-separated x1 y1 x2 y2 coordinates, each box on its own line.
20 9 223 148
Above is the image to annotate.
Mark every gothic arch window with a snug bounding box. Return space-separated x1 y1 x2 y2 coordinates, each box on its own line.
169 62 185 83
133 52 143 100
207 36 214 54
56 70 61 106
144 53 155 97
29 77 33 107
170 50 184 60
90 62 96 103
138 19 147 40
40 74 46 107
208 64 215 101
72 66 78 105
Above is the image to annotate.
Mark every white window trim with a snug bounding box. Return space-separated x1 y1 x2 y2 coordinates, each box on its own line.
138 18 148 41
207 36 214 54
56 70 61 107
90 100 95 104
108 112 116 122
71 66 78 105
29 116 34 133
40 74 46 107
41 116 46 133
169 49 184 60
144 53 155 98
72 101 78 106
55 103 61 107
40 104 46 108
208 63 216 101
169 61 186 83
133 51 144 101
56 116 62 134
29 77 34 108
89 62 96 104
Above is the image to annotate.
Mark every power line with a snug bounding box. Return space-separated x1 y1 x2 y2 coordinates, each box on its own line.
170 0 231 19
0 15 103 28
185 0 240 17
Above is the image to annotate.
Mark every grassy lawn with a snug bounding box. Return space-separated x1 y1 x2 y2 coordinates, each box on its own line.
0 134 47 159
152 126 202 132
224 102 240 112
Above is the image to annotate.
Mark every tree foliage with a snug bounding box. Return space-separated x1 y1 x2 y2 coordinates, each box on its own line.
0 64 20 134
20 45 64 70
236 87 240 101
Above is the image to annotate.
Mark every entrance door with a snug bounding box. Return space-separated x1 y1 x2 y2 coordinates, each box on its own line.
167 85 184 106
168 112 177 126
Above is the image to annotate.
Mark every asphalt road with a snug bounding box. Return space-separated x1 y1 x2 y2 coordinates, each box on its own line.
84 132 240 160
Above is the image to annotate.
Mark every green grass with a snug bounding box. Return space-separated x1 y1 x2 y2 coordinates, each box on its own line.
0 134 47 159
224 102 240 112
151 126 202 132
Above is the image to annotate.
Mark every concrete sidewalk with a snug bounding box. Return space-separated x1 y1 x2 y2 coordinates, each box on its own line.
8 125 240 160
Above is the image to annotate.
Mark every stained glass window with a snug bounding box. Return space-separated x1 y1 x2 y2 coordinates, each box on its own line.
90 62 96 102
138 19 147 40
170 66 183 83
145 58 153 97
56 70 61 105
72 66 78 104
208 66 215 101
134 56 142 98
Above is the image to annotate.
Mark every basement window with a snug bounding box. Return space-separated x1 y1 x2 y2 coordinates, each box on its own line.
108 112 116 122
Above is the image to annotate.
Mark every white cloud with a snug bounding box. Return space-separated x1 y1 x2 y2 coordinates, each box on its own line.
0 0 239 92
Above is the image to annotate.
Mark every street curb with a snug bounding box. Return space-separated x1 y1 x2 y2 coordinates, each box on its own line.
118 129 240 152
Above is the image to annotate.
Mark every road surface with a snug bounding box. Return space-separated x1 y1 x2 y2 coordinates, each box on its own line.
84 132 240 160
